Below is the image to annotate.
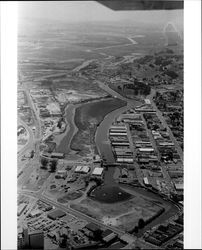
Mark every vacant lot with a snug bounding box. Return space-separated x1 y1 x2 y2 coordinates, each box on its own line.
71 191 164 232
57 191 83 203
22 169 50 192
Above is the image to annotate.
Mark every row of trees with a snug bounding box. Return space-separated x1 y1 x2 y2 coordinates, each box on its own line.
40 157 57 172
129 218 146 234
124 81 151 96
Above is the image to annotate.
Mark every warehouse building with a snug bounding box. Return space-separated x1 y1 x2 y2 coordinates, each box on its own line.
138 148 154 153
55 170 67 179
74 165 90 174
18 203 27 217
92 167 104 178
51 152 64 159
47 209 66 220
116 158 133 163
174 183 183 192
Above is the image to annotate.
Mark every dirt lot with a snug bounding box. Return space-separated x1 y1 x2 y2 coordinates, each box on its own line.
71 190 164 232
23 168 51 192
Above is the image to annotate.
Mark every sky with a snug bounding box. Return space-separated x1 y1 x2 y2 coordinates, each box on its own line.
18 1 183 28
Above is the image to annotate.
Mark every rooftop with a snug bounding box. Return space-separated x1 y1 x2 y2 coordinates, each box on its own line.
85 223 101 232
92 167 104 176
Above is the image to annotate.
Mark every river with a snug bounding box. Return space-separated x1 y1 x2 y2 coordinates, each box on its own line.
95 105 128 163
93 83 181 236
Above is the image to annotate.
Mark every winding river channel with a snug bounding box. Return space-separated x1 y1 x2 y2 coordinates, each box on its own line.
56 79 181 236
93 82 181 235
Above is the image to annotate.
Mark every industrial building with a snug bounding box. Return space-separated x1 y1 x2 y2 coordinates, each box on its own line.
18 227 44 250
117 113 141 121
174 183 183 192
29 230 44 249
47 209 66 220
74 165 90 174
102 229 117 243
55 170 67 179
51 152 64 159
138 148 154 153
109 132 127 136
143 177 151 187
111 142 130 146
110 125 127 131
144 99 151 105
18 203 27 216
29 209 42 218
116 158 133 163
92 167 104 177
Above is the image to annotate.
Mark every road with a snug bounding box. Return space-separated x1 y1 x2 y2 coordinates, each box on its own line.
18 117 34 159
126 37 138 45
18 82 42 188
148 89 183 162
18 189 136 241
72 59 95 72
89 37 137 52
141 113 175 193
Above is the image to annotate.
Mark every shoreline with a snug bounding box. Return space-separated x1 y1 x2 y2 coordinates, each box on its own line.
70 97 127 157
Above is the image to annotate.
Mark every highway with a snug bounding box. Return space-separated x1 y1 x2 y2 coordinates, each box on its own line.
72 59 95 72
18 82 42 188
24 86 42 140
18 117 35 159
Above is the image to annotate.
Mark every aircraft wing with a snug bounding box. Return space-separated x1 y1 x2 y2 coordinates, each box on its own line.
97 0 183 11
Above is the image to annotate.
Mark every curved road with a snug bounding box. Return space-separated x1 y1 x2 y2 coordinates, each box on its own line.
18 117 34 158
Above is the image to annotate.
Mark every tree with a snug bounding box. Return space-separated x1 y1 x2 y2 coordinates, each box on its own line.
57 120 62 129
30 150 35 158
49 160 57 172
138 218 145 229
133 226 139 234
41 157 48 169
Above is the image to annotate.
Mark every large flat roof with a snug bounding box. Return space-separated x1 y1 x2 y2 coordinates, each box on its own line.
174 183 183 190
47 209 66 220
75 165 90 173
92 167 104 176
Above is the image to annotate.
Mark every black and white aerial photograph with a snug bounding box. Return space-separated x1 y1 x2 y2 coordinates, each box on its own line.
6 0 191 249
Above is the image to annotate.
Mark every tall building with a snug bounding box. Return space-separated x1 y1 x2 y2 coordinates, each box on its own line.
23 226 29 248
18 227 44 249
29 230 44 249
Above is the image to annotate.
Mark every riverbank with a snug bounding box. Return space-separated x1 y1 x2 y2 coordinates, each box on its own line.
70 98 126 158
56 104 78 155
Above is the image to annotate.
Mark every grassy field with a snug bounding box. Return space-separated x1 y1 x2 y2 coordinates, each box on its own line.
71 193 164 232
57 191 83 203
70 98 126 157
51 78 107 96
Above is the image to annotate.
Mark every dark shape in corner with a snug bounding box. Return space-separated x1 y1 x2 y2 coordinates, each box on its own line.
97 0 183 11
